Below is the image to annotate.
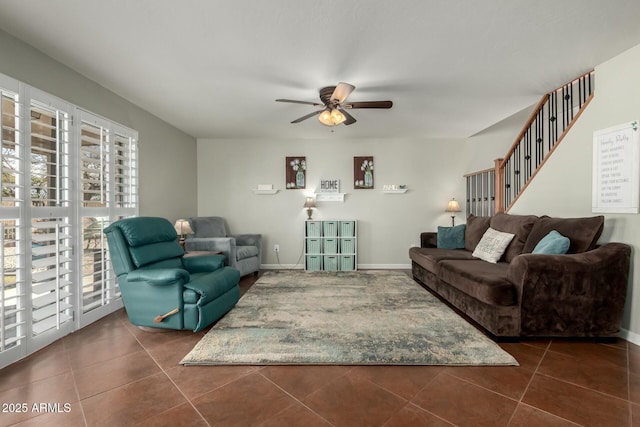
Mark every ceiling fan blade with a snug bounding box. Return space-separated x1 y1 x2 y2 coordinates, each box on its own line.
331 82 356 104
276 99 323 106
343 101 393 109
338 108 357 126
291 109 323 123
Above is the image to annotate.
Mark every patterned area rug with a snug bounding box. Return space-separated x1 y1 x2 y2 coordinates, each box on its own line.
181 270 518 366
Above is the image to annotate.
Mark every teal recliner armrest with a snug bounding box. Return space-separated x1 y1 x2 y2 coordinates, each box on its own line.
119 269 188 330
127 268 190 285
182 254 225 273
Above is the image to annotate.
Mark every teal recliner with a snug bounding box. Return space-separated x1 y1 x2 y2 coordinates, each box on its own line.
104 216 240 332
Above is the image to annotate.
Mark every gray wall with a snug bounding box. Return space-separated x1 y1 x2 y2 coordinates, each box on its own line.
508 44 640 341
196 138 469 267
0 29 198 221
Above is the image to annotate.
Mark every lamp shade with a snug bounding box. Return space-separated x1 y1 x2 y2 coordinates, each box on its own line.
174 219 193 235
304 197 316 208
445 198 461 213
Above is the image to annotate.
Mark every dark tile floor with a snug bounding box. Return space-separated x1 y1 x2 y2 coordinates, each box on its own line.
0 271 638 426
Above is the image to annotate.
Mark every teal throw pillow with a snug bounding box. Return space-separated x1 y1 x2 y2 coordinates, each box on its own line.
532 230 570 255
437 224 466 249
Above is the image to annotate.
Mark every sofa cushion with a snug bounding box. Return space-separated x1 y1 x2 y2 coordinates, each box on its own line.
472 227 515 263
409 247 475 274
522 215 604 254
437 224 466 249
236 245 259 261
532 230 570 255
490 212 538 262
464 214 492 252
438 260 516 306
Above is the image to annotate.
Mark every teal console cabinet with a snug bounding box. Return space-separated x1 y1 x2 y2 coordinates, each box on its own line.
304 220 357 271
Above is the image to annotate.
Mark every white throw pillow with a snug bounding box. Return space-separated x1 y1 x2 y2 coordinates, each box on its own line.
472 227 515 263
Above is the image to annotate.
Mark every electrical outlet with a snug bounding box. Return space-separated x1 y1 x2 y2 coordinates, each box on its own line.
274 244 280 252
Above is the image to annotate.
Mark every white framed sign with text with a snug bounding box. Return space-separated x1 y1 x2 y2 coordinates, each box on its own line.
592 121 640 213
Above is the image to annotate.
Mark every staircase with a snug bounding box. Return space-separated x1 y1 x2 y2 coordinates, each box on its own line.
466 70 594 216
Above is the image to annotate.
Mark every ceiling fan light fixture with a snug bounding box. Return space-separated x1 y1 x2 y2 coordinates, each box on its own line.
318 108 346 126
331 109 346 124
318 110 332 126
277 82 392 126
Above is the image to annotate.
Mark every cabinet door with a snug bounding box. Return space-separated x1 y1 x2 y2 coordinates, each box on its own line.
339 221 355 237
324 238 338 254
306 238 322 254
340 255 355 271
305 255 323 271
340 238 356 254
324 255 339 271
323 221 338 237
306 221 322 237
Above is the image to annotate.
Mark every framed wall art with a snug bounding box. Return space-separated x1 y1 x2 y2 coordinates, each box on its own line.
286 156 306 189
354 156 374 189
592 121 639 213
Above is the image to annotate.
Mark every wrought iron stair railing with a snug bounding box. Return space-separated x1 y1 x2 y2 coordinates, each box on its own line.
466 70 594 216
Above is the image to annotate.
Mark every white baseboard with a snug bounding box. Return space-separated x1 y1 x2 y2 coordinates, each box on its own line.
620 328 640 346
261 264 411 270
261 264 304 270
357 264 412 270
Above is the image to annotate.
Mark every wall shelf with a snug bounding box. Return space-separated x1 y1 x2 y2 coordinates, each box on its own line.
315 193 346 202
382 189 408 194
252 189 279 195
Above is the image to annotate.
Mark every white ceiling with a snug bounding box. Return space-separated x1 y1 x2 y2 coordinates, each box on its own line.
1 0 640 140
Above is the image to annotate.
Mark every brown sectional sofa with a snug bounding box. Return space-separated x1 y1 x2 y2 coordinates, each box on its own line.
409 213 631 339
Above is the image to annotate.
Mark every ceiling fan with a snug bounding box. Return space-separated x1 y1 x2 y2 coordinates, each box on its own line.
276 82 393 126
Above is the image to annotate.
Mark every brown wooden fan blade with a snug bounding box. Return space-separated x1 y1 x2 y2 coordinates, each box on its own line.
331 82 356 104
276 99 323 106
343 101 393 109
338 108 357 125
291 109 323 123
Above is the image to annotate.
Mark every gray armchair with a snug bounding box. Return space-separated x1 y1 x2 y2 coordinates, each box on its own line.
185 216 262 277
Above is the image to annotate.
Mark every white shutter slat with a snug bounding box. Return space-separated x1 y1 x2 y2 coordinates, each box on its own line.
31 312 72 335
31 267 71 282
31 244 72 256
31 255 72 268
31 300 72 321
31 233 72 243
31 290 72 309
32 278 72 295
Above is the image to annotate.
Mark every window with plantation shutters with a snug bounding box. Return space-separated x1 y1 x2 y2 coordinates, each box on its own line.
0 73 138 369
27 92 74 344
1 90 21 208
1 220 23 353
78 112 136 321
81 121 109 208
0 83 24 358
29 102 71 207
81 216 118 314
30 217 73 336
114 132 137 209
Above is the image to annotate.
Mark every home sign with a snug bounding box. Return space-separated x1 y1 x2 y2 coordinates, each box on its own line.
319 179 340 193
